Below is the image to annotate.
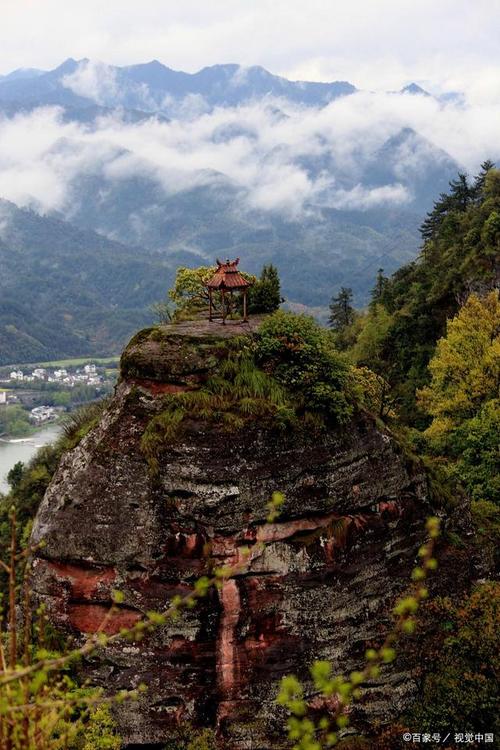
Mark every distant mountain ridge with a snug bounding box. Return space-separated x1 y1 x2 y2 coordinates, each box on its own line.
0 57 472 364
0 58 464 116
0 58 357 115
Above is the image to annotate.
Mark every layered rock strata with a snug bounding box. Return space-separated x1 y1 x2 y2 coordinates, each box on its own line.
31 320 435 749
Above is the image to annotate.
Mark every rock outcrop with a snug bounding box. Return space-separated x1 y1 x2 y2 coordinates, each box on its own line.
31 319 437 749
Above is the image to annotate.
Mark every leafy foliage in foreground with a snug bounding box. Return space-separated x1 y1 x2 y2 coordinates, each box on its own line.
0 492 285 749
277 518 442 749
0 506 123 750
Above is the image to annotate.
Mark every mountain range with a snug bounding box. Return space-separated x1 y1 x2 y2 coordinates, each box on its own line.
0 58 357 113
0 58 472 363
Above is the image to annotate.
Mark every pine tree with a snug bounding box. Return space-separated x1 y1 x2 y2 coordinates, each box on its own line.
248 264 282 314
328 287 354 331
448 172 472 211
420 172 474 241
471 160 496 202
370 269 389 307
420 192 454 241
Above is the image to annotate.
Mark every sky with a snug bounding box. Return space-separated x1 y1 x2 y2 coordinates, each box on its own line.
1 1 500 220
2 0 500 100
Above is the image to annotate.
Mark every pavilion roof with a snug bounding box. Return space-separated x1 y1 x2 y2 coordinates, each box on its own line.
206 258 252 289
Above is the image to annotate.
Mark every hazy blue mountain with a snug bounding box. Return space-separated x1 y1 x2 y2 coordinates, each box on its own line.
0 58 356 115
56 167 423 307
362 127 458 213
0 67 45 81
0 199 184 365
45 116 456 301
0 59 89 107
0 59 466 118
120 61 357 107
0 57 466 364
400 83 431 96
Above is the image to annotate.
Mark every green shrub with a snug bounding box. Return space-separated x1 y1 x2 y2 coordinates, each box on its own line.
255 311 354 424
163 725 219 750
247 264 282 314
408 582 500 734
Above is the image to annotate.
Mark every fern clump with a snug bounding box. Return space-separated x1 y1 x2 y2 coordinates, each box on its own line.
140 352 298 469
59 398 111 451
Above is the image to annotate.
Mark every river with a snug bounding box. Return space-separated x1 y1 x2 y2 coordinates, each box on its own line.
0 423 62 494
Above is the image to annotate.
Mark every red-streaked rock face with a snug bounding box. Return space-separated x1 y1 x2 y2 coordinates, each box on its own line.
30 321 437 749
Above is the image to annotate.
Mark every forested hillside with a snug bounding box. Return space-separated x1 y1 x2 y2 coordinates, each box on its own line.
338 162 500 512
0 200 179 364
346 162 500 423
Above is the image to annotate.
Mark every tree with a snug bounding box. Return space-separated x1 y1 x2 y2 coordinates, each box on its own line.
482 211 500 247
448 399 500 503
370 269 389 307
6 461 24 491
168 266 217 317
351 304 393 371
151 297 174 325
418 291 500 444
448 172 472 212
471 160 496 202
0 405 31 437
169 265 256 319
328 287 354 331
248 264 282 314
420 171 474 241
420 191 454 241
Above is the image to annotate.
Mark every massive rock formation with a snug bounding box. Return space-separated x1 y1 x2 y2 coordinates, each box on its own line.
31 319 437 749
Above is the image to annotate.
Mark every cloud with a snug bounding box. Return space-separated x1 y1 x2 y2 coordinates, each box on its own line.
62 61 120 105
1 0 500 99
327 183 410 210
0 84 499 221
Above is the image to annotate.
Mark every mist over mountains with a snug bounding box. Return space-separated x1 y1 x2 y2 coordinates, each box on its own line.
0 57 497 363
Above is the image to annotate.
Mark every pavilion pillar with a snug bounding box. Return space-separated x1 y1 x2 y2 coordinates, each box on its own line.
243 289 248 322
222 288 226 325
209 289 213 321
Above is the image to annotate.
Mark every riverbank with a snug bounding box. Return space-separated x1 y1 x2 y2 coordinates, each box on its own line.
0 423 62 494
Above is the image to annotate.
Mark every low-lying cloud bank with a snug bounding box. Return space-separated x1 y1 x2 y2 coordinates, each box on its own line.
0 84 499 219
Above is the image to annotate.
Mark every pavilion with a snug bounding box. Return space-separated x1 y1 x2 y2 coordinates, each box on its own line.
206 258 253 324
